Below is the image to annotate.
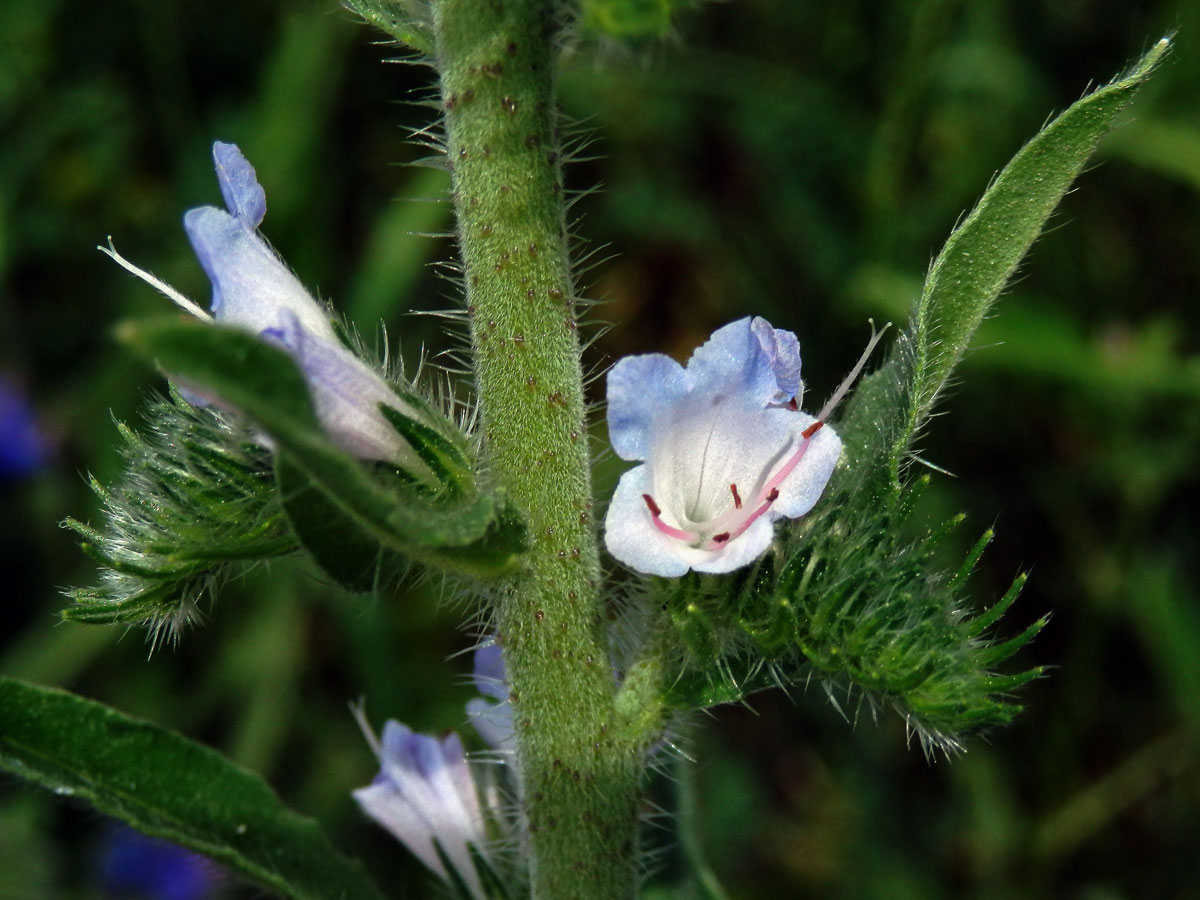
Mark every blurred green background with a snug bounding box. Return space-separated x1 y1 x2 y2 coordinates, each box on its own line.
1 0 1198 897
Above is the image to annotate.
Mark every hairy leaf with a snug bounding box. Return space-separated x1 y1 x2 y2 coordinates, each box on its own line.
0 677 388 900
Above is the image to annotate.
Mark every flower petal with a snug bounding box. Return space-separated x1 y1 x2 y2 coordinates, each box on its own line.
750 316 802 400
471 642 508 701
686 317 793 406
183 205 336 342
212 142 266 228
606 352 691 462
604 464 709 577
605 462 780 575
367 722 487 900
466 696 515 750
261 311 417 464
770 417 842 519
352 780 444 876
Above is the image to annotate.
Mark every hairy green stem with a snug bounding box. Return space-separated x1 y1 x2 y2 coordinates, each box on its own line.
431 1 644 896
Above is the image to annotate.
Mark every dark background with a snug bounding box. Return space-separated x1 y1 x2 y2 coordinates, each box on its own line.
1 0 1198 897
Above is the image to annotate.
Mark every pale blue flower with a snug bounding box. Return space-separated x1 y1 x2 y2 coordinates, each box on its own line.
604 316 843 576
465 640 514 750
353 717 488 900
103 142 418 464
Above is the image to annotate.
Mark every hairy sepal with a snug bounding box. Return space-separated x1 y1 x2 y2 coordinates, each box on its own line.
62 390 295 639
119 317 528 584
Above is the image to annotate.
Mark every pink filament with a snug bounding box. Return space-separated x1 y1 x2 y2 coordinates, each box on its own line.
643 493 700 543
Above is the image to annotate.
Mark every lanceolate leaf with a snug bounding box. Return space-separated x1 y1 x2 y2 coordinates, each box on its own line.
840 38 1171 481
0 677 388 900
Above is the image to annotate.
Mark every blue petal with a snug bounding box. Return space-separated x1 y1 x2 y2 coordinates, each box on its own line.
750 316 802 399
472 642 508 700
183 206 336 341
0 378 51 479
687 317 801 406
212 142 266 228
466 697 515 749
606 352 691 461
261 311 416 463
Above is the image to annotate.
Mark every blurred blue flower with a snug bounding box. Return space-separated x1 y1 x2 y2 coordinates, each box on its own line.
0 377 51 479
465 639 514 750
103 142 421 466
604 316 843 576
98 825 218 900
353 718 488 900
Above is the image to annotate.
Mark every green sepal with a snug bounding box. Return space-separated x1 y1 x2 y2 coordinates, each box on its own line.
0 676 388 900
62 389 295 634
276 453 529 586
119 318 528 579
275 455 406 592
378 404 474 499
344 0 434 56
469 843 517 900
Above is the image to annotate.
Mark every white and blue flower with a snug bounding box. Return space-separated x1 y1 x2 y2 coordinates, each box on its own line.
353 717 489 900
603 316 843 576
104 141 418 465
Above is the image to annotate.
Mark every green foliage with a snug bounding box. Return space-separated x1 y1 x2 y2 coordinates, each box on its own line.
0 676 388 900
581 0 676 40
62 389 296 641
119 317 528 584
845 37 1172 487
649 38 1170 754
344 0 434 56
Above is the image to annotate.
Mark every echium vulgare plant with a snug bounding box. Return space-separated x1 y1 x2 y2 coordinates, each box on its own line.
0 3 1171 898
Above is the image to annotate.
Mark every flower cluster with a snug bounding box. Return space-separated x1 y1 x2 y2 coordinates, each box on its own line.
105 142 418 465
604 316 843 576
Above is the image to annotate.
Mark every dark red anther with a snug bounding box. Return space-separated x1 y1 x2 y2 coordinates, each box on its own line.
642 494 662 517
711 532 731 544
730 483 742 509
766 488 779 503
787 397 799 411
801 420 824 440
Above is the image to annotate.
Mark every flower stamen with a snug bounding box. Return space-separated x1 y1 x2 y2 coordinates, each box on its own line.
643 493 700 543
730 483 742 509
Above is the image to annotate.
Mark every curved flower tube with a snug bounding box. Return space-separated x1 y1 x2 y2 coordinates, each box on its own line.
103 142 418 465
353 717 489 900
604 317 843 576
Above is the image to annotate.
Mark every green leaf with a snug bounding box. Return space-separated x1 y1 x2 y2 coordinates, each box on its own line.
0 676 387 900
841 37 1171 482
119 318 527 577
345 0 435 56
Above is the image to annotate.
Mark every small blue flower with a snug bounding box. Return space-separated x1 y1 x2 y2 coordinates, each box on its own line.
98 824 218 900
604 316 843 576
103 142 419 465
353 717 488 900
465 640 514 750
0 376 52 479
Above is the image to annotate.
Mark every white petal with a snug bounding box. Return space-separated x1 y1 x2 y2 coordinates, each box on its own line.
353 781 444 876
604 464 708 576
771 419 842 519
